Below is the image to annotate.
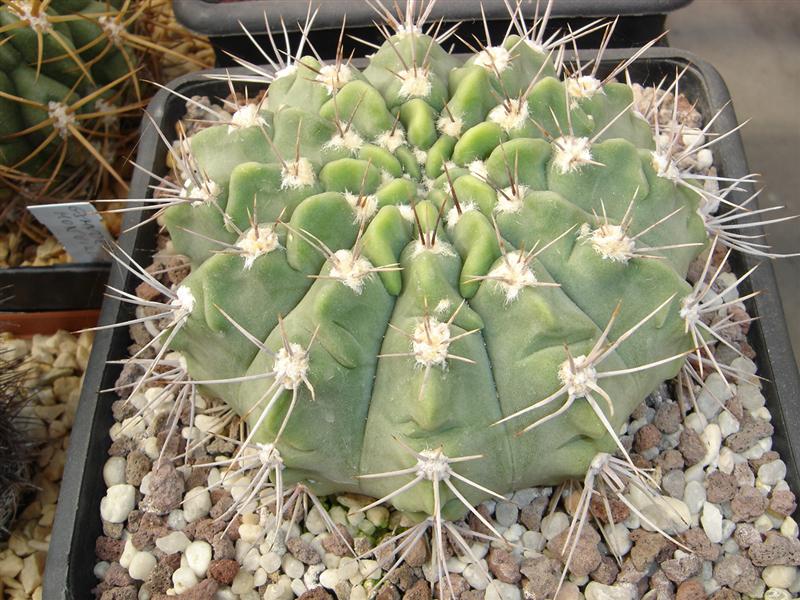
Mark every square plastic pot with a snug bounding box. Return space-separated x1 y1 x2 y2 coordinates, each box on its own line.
173 0 693 65
43 47 799 599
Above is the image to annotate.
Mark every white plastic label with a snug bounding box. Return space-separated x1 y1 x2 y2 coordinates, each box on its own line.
28 202 112 263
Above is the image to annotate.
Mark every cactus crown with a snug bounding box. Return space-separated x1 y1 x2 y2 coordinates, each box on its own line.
109 0 792 592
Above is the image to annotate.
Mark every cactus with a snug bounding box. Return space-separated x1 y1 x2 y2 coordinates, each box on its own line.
112 0 795 589
0 0 210 201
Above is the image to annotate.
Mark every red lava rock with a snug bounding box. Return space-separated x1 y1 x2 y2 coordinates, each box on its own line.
748 532 800 566
590 494 630 524
591 556 619 585
705 472 737 504
731 486 768 523
287 536 322 565
634 424 662 453
403 579 431 600
547 525 602 577
661 554 703 585
95 537 124 562
100 587 138 600
679 528 720 562
125 450 151 487
676 579 707 600
713 555 759 595
679 429 706 465
321 524 354 557
629 530 673 571
654 402 682 434
519 496 548 531
769 489 797 517
487 547 521 584
467 503 494 537
208 559 239 585
299 588 335 600
655 449 685 472
103 563 135 587
141 462 184 515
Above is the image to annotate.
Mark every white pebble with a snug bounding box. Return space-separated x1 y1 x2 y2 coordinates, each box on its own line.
239 523 262 544
503 523 525 543
718 447 736 474
319 569 339 589
495 502 519 527
755 514 775 533
701 502 723 543
283 553 305 579
291 579 307 597
781 517 799 538
696 374 732 419
183 486 211 522
701 424 722 467
758 460 787 487
103 457 127 487
264 578 294 600
94 561 109 580
717 411 740 437
366 506 389 528
306 506 327 534
351 584 368 600
541 512 569 540
683 480 706 515
605 524 632 557
155 531 190 554
166 510 187 531
486 580 521 600
522 530 545 552
763 565 798 589
359 559 381 580
463 562 490 590
684 411 707 434
128 551 157 581
120 537 137 569
585 582 633 600
765 588 793 600
100 484 136 523
231 570 254 594
738 383 766 410
172 566 198 594
254 568 268 587
185 540 212 577
261 551 282 573
339 557 359 580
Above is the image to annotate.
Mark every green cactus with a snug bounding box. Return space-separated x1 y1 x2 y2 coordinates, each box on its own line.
0 0 208 200
142 18 715 523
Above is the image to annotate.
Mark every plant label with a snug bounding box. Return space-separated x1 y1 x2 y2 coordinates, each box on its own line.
28 202 113 263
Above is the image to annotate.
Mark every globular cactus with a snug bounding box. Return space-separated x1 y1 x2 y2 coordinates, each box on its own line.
122 3 774 544
0 0 209 200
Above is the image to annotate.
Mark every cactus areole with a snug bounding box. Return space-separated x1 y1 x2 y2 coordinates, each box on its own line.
156 14 711 522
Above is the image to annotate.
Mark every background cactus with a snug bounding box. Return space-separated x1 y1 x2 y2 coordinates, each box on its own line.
133 8 720 524
0 0 210 202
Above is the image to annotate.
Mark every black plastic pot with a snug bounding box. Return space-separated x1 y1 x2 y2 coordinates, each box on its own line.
0 264 109 312
44 48 799 599
173 0 693 66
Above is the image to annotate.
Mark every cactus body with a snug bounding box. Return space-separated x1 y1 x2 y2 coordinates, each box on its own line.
161 30 708 519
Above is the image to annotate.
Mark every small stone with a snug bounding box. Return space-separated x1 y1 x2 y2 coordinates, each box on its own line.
145 562 173 594
467 503 494 537
701 502 724 544
679 528 720 561
590 494 630 524
684 480 706 515
548 525 602 577
288 536 322 565
487 547 520 584
762 565 798 589
705 472 737 503
185 540 212 577
495 501 519 527
125 451 151 487
299 588 334 600
655 403 682 434
403 536 428 568
100 484 136 523
731 486 768 522
584 582 633 600
725 419 773 453
657 449 686 472
104 562 136 587
128 551 157 581
100 587 137 600
713 555 759 595
483 580 519 600
661 554 703 584
96 537 125 562
679 429 706 466
634 424 661 452
403 579 431 600
769 490 797 517
156 531 191 554
520 557 560 600
282 553 305 579
662 470 686 498
591 557 619 586
749 533 800 566
183 487 212 523
321 525 354 557
172 566 199 594
141 462 184 515
208 559 239 585
630 530 672 571
541 512 569 541
104 456 128 487
676 579 706 600
520 496 548 531
758 460 788 487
